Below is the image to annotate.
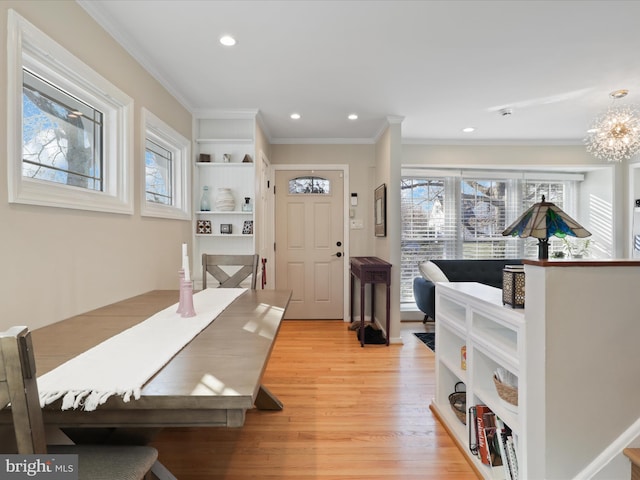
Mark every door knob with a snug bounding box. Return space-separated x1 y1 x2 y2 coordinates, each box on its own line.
332 252 343 257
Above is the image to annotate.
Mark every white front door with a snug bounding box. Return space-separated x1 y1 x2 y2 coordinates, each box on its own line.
275 170 344 319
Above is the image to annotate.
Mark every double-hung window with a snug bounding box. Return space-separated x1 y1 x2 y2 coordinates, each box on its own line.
400 169 581 303
7 10 133 214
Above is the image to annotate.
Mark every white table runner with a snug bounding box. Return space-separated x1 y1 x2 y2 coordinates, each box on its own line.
37 288 246 411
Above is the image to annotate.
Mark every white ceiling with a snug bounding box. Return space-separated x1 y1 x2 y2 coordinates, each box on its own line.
78 0 640 144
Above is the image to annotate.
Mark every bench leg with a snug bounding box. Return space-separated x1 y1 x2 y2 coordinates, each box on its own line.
255 385 284 410
150 460 178 480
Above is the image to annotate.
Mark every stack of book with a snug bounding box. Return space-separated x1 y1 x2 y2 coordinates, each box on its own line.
468 405 519 480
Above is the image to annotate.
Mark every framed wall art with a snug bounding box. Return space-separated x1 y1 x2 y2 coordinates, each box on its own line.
374 183 386 237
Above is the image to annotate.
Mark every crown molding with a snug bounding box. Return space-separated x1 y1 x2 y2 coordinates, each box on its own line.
77 0 194 112
192 108 259 120
402 138 585 146
270 137 375 145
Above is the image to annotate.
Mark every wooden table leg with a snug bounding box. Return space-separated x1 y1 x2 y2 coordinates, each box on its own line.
255 385 284 411
350 273 355 323
386 283 391 346
360 279 365 347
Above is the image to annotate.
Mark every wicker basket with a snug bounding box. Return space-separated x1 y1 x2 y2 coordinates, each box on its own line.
448 381 466 424
493 374 518 406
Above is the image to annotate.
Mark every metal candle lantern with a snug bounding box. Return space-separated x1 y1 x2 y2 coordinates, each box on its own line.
503 267 526 308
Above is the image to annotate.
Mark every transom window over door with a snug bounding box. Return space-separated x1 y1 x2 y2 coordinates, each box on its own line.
288 176 331 194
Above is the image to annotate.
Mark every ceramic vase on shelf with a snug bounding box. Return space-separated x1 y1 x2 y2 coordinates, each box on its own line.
215 188 235 211
200 186 211 211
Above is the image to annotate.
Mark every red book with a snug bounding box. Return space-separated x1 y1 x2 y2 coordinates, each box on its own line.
475 405 492 465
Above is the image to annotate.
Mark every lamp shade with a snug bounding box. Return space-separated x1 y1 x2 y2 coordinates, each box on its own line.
502 195 591 259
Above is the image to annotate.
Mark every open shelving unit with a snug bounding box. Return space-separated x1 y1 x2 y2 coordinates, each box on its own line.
432 261 640 480
433 282 523 480
192 114 257 289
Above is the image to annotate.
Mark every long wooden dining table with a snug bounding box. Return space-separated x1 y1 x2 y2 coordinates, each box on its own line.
0 288 291 442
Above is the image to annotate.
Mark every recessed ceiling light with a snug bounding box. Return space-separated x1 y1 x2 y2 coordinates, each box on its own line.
462 127 475 133
219 35 236 47
290 113 301 120
348 114 358 120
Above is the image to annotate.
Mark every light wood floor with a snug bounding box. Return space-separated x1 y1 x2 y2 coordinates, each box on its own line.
150 320 477 479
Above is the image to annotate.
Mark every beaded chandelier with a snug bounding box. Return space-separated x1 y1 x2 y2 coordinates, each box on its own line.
584 89 640 163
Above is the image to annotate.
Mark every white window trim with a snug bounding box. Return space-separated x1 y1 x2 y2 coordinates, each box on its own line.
6 10 134 214
141 108 191 220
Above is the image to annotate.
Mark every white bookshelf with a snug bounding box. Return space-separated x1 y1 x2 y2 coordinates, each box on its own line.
432 260 640 479
433 282 523 480
192 114 257 289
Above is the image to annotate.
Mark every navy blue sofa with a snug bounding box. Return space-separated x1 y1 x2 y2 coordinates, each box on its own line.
413 259 523 322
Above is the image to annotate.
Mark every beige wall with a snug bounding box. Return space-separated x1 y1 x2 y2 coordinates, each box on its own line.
402 143 603 167
0 2 193 330
373 122 403 343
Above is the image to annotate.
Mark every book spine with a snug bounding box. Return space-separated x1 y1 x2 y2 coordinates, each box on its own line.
506 436 519 480
476 406 491 465
496 418 513 480
483 413 504 470
468 406 478 455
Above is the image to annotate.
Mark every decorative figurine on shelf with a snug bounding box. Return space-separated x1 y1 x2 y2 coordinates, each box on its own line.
242 154 253 163
200 186 211 211
222 153 231 163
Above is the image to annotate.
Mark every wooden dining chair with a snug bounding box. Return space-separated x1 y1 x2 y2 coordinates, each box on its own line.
202 253 260 289
0 326 163 480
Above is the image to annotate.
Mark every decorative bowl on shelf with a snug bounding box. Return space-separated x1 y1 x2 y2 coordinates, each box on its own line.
448 381 467 425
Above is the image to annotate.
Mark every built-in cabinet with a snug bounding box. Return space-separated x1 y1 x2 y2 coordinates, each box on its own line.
193 114 257 289
432 260 640 480
434 282 524 480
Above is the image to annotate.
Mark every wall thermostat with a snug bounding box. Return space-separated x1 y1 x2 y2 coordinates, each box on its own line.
220 224 232 234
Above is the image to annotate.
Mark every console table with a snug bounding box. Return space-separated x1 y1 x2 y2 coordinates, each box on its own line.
349 256 391 347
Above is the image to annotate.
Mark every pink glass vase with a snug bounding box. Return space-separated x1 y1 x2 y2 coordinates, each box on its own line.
176 269 185 314
180 279 196 318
